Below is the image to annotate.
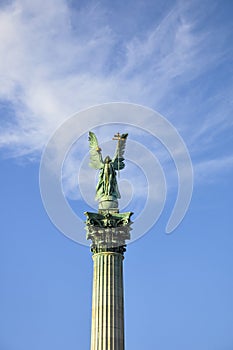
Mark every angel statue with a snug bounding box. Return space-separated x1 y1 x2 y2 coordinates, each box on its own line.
88 131 128 209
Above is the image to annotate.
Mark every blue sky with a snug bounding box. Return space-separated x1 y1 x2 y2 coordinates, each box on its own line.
0 0 233 349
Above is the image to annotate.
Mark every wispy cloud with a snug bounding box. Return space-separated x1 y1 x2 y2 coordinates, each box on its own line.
194 156 233 184
0 0 232 187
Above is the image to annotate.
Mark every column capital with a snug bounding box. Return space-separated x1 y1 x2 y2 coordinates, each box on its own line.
85 211 133 254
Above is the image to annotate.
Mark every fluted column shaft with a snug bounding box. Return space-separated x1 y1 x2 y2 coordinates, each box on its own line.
90 252 125 350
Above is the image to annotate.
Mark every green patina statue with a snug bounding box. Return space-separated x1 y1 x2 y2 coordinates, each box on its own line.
88 131 128 205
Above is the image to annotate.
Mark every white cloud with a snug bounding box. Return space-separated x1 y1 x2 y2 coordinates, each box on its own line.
0 0 232 189
194 156 233 184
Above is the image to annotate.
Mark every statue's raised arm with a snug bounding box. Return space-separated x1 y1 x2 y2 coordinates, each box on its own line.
88 131 128 211
112 133 128 171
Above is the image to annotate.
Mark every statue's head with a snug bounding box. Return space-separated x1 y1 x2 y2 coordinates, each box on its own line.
104 156 111 163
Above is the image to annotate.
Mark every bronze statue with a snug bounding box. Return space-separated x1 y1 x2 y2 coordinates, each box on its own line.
88 131 128 207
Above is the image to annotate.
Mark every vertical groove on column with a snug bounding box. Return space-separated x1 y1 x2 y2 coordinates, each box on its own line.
121 256 124 350
110 257 116 350
114 254 118 350
97 255 100 350
99 254 103 350
93 255 96 350
103 253 107 350
107 254 111 350
114 254 117 350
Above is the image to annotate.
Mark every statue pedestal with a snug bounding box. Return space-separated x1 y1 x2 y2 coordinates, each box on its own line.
98 196 119 211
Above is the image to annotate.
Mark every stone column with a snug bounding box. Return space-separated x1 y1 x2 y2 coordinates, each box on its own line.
91 251 125 350
85 211 132 350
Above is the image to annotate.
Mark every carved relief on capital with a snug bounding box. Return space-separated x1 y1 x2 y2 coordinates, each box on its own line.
84 211 133 228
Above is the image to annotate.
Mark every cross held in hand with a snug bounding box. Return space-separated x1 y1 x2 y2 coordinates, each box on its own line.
112 132 123 141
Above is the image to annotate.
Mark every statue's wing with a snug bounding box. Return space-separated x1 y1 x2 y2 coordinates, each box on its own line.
112 133 128 170
88 131 104 169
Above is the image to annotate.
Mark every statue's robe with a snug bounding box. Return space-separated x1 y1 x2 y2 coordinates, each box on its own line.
96 161 120 200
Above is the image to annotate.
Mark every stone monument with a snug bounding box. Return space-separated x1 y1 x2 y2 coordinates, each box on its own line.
85 131 133 350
